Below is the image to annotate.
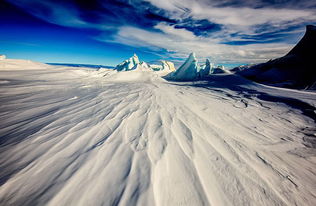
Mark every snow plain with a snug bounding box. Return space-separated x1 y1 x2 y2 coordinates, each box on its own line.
0 59 316 206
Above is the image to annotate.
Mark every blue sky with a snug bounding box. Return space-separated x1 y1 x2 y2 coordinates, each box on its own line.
1 0 315 66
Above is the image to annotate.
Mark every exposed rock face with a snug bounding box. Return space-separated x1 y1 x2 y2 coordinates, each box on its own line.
236 25 316 89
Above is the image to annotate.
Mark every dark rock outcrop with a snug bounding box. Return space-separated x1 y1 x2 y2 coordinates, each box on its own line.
236 25 316 89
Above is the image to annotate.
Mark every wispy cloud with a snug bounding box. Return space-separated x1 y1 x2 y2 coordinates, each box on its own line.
5 0 316 64
100 24 291 64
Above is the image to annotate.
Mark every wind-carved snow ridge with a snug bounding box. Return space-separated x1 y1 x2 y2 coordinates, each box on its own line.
0 59 316 206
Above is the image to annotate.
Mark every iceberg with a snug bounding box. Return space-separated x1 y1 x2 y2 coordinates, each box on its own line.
167 53 199 80
115 54 175 73
149 64 163 71
166 53 215 80
161 60 176 72
198 59 211 77
149 60 175 72
139 61 149 69
115 54 140 71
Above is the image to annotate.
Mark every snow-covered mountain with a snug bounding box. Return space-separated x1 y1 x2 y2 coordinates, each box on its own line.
235 25 316 89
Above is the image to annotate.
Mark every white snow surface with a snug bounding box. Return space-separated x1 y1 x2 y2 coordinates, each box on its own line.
1 59 316 206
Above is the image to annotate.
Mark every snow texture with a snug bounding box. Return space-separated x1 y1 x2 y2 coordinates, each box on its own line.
0 59 316 206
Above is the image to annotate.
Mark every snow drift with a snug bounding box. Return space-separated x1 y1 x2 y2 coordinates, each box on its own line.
0 58 316 206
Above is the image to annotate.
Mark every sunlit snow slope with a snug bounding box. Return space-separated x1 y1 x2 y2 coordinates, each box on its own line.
0 59 316 206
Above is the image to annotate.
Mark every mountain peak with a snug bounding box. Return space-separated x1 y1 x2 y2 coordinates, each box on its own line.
189 52 196 59
306 25 316 32
287 24 316 57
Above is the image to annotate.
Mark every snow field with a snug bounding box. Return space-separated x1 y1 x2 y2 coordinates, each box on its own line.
0 59 315 206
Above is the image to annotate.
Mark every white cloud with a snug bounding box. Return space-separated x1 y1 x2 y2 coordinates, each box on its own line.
8 0 315 64
98 23 293 64
191 5 315 27
154 23 197 40
135 0 315 63
145 0 316 27
6 0 100 29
